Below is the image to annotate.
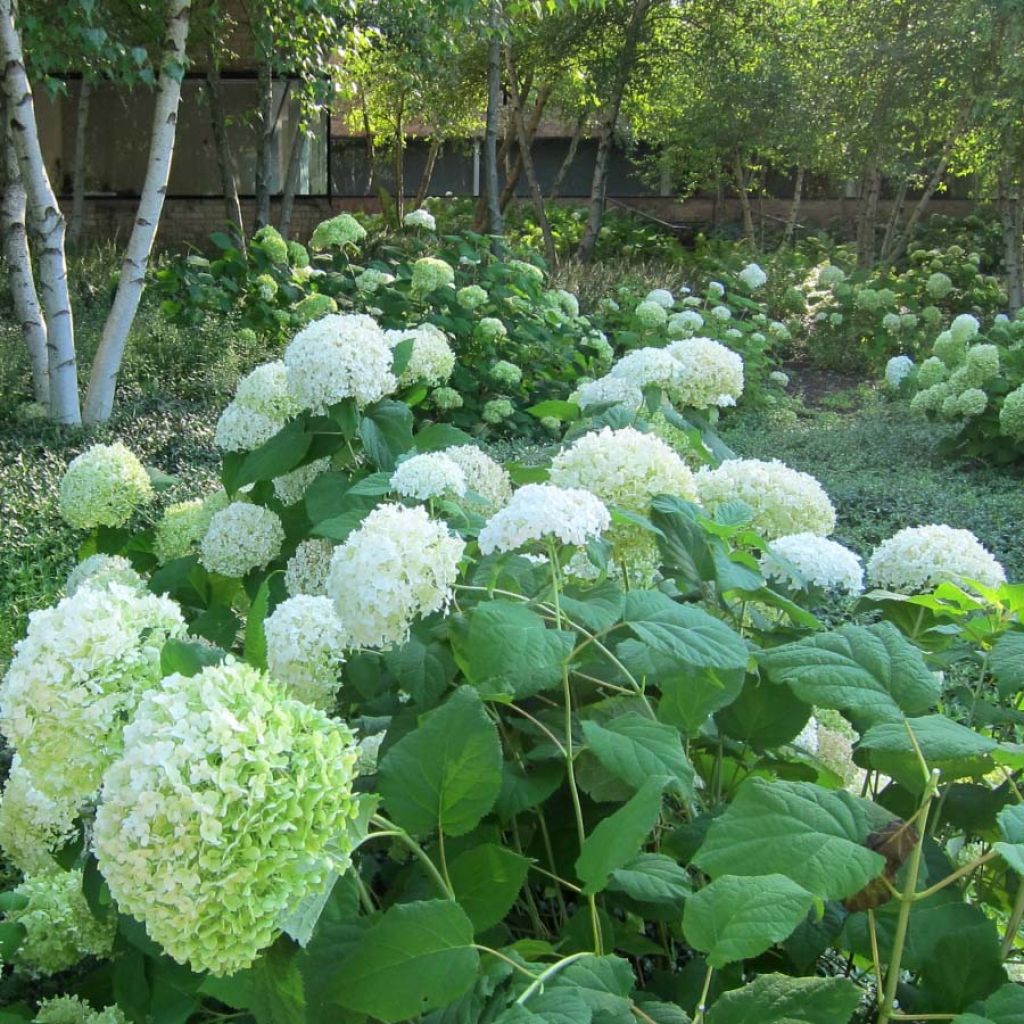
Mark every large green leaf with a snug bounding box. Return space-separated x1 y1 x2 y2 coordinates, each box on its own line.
383 627 456 706
991 631 1024 697
607 853 691 906
360 399 415 471
550 955 635 1014
693 779 886 900
715 678 812 750
332 900 478 1022
951 985 1024 1024
576 777 666 894
448 844 531 932
704 973 861 1024
995 804 1024 873
223 418 312 493
378 686 503 836
683 874 816 967
916 919 1008 1012
759 622 939 724
249 942 306 1024
582 714 695 801
495 989 593 1024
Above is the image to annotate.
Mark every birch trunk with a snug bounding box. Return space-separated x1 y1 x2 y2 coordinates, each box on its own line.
879 176 909 265
67 79 91 249
254 60 273 230
279 123 308 239
549 112 584 201
411 136 441 210
2 103 48 404
206 59 245 248
0 0 80 424
856 161 882 267
83 0 191 424
734 152 755 244
782 165 804 245
483 0 504 247
498 81 553 212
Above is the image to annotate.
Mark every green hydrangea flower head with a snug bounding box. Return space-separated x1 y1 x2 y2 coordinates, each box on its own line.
457 284 488 310
910 381 951 414
476 317 508 342
490 360 522 387
920 305 942 328
287 240 310 268
507 258 544 283
950 313 980 344
65 554 143 597
483 398 514 424
94 659 361 976
59 443 154 530
853 288 881 312
926 272 953 299
933 330 966 367
310 213 366 250
431 386 464 410
635 299 669 328
1000 384 1024 442
0 758 76 875
964 343 1000 383
916 356 947 389
252 226 288 264
411 257 455 296
294 293 338 324
34 996 127 1024
957 388 988 417
355 268 395 293
254 273 278 302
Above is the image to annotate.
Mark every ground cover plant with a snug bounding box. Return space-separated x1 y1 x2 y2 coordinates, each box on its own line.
2 217 1024 1024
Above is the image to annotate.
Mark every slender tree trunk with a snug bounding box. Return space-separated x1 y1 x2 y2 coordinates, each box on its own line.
475 125 514 228
856 160 882 268
412 136 441 210
279 123 308 239
360 89 376 194
498 80 553 212
0 0 80 424
734 151 755 244
878 176 909 265
576 0 654 261
1000 167 1024 314
67 79 91 249
505 47 555 266
2 103 48 405
782 165 804 245
206 59 245 248
254 59 273 230
483 0 504 247
392 95 405 223
549 112 585 201
83 0 191 424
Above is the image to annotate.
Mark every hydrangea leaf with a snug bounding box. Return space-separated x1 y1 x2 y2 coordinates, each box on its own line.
223 418 312 493
607 853 692 906
954 984 1024 1024
693 779 886 900
496 992 593 1024
559 580 626 633
495 762 565 821
359 399 415 472
249 941 306 1024
378 686 503 837
383 626 456 706
332 899 478 1022
243 575 273 671
758 621 939 725
576 778 666 894
715 678 812 750
412 422 475 452
995 804 1024 874
582 714 695 801
550 954 636 1014
448 844 531 933
704 973 861 1024
991 631 1024 698
160 638 226 678
683 874 816 967
915 916 1008 1012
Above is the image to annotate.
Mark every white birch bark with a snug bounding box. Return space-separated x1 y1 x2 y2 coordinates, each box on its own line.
83 0 191 424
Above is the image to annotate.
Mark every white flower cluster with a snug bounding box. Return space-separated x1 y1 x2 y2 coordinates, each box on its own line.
391 451 467 500
403 208 436 230
866 524 1006 593
199 502 284 577
884 355 915 390
738 263 767 290
265 595 346 708
59 443 153 529
818 264 845 288
284 313 397 413
35 996 126 1024
386 323 456 387
411 256 455 295
285 538 335 597
667 310 704 338
443 445 512 510
356 268 396 293
215 362 299 452
609 347 682 393
94 660 361 976
0 583 185 810
645 288 675 309
65 554 142 597
635 300 669 328
0 757 77 875
695 458 836 539
478 484 610 555
573 376 644 412
327 504 465 648
153 492 229 564
273 457 331 507
761 533 864 595
666 336 745 409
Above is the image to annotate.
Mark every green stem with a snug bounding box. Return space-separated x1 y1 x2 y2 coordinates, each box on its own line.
369 815 453 898
1002 877 1024 958
692 965 715 1024
913 848 996 902
474 945 542 982
514 952 595 1006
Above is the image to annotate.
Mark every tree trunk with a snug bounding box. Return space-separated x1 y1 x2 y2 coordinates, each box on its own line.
878 176 909 265
483 0 504 248
856 161 882 268
392 95 405 223
67 79 91 249
1000 167 1024 314
412 136 441 210
83 0 191 424
279 123 308 239
254 59 273 230
206 59 245 248
576 0 653 262
505 47 555 266
0 0 80 424
498 80 553 213
782 165 804 245
360 88 376 194
549 111 585 201
734 151 755 244
2 102 48 405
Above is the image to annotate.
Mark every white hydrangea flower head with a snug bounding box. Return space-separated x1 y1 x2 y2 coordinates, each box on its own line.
153 492 229 565
583 330 614 365
403 208 436 230
609 347 683 393
0 758 77 875
507 258 544 283
817 264 845 288
963 343 1000 383
882 312 902 333
711 305 733 321
284 313 397 413
478 484 610 555
645 288 674 309
355 268 395 293
573 375 645 412
234 361 301 421
285 538 335 597
695 458 836 540
59 443 154 530
738 263 768 290
327 504 465 649
265 596 346 708
200 502 284 577
546 289 580 317
65 554 142 597
0 583 186 808
956 388 988 417
769 370 790 387
214 401 283 452
443 446 512 511
431 386 464 411
867 524 1006 593
310 213 366 249
385 323 456 387
483 398 514 424
884 355 915 390
708 281 725 298
490 360 523 387
761 533 864 595
667 310 704 339
457 284 488 309
950 313 981 344
411 257 455 295
476 317 508 342
666 336 745 409
635 300 669 328
926 271 953 299
35 996 127 1024
1000 384 1024 442
391 452 467 500
917 356 947 389
94 660 361 976
272 457 331 507
5 869 115 975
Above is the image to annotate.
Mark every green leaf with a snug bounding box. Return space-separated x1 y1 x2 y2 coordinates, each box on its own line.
623 591 749 672
332 900 479 1022
759 622 939 725
527 399 580 421
693 779 886 900
576 777 666 894
383 628 456 706
413 423 475 452
495 989 593 1024
559 580 625 633
391 337 415 377
249 942 306 1024
160 638 226 678
462 600 573 698
495 762 565 821
224 419 312 492
582 714 695 801
607 853 691 905
955 984 1024 1024
360 399 414 471
991 631 1024 697
683 874 816 967
378 686 503 836
704 973 861 1024
995 804 1024 873
715 678 811 750
244 575 274 671
551 955 635 1014
916 921 1008 1012
448 843 531 932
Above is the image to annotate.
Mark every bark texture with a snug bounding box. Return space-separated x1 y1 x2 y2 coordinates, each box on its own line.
67 79 91 249
206 59 245 247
